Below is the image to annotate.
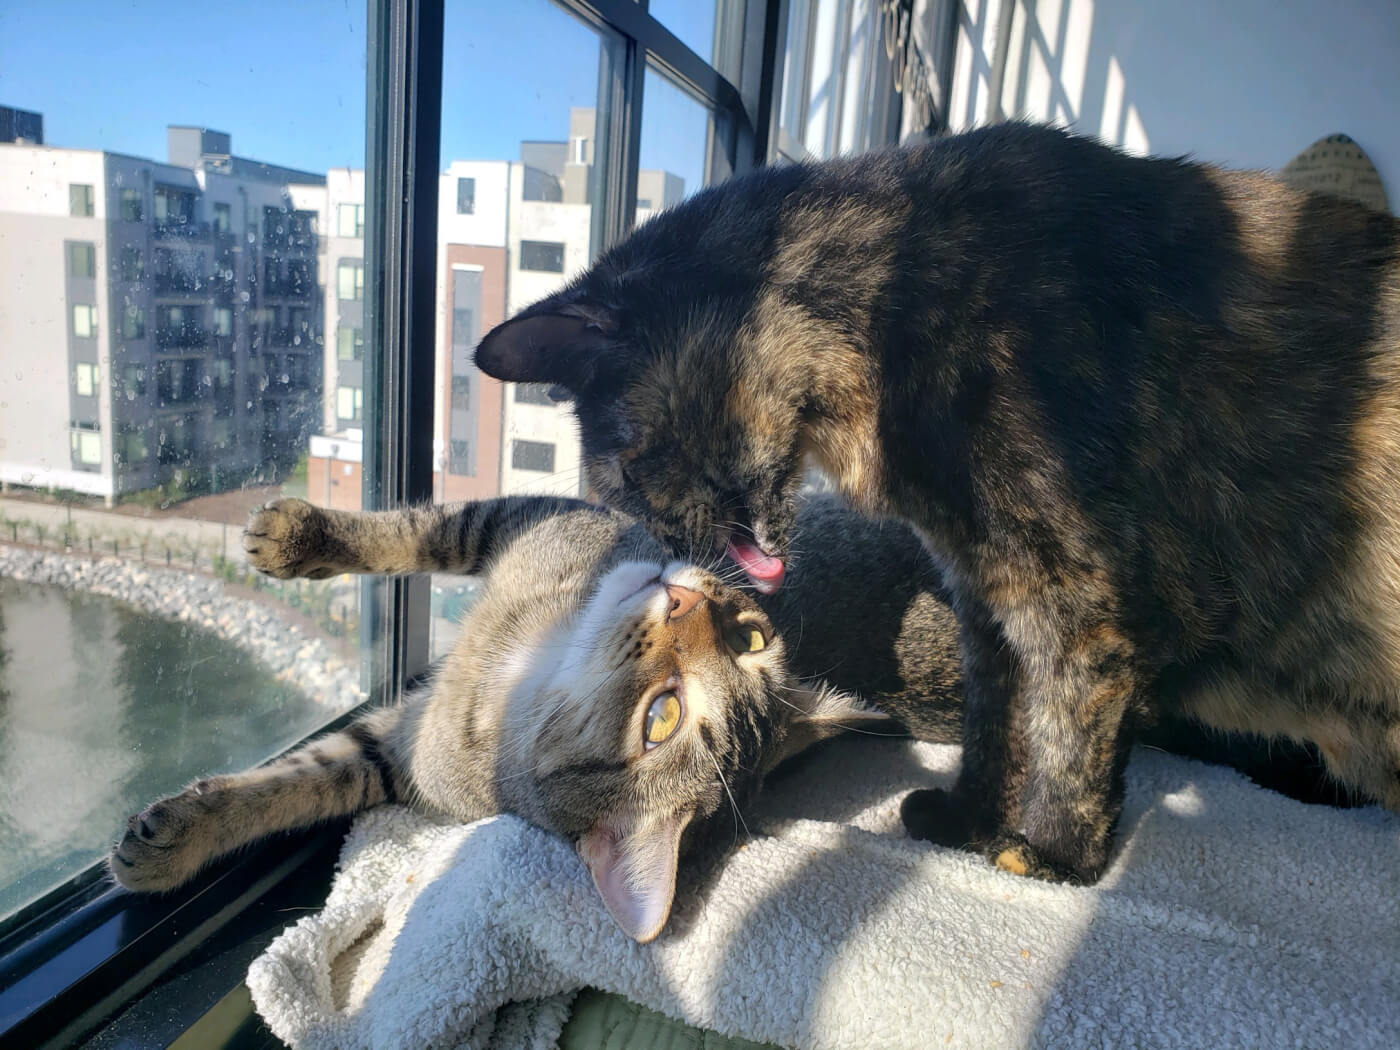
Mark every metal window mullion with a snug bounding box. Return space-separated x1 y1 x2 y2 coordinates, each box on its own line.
364 0 443 695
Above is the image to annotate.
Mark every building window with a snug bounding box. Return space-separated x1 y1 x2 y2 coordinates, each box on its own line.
72 304 97 338
513 382 555 406
451 375 471 410
119 426 148 464
154 186 195 226
511 438 555 473
336 385 363 422
120 188 143 222
69 183 94 217
337 326 364 361
120 246 143 281
68 242 96 279
519 240 564 273
213 306 233 337
74 363 99 397
456 177 475 214
70 428 102 466
122 305 145 340
337 203 365 238
451 307 475 348
212 202 232 235
449 439 471 474
122 364 146 399
337 260 364 301
636 198 652 210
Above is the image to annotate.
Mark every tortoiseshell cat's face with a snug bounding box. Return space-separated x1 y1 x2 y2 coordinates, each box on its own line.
476 303 809 594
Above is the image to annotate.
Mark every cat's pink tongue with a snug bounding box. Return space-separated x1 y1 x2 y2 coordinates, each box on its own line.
725 538 786 594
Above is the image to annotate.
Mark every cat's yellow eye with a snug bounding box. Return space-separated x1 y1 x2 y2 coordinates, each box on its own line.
724 623 767 654
644 691 683 749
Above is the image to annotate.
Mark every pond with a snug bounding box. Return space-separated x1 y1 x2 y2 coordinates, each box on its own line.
0 578 336 919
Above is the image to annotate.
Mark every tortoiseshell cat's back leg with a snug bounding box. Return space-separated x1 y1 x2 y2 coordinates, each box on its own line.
242 495 597 578
111 707 405 892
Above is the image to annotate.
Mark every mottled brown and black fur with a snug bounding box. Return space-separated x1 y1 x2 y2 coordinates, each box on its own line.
111 495 961 941
476 121 1400 883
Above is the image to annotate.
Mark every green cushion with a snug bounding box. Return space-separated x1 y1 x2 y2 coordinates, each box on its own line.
557 988 783 1050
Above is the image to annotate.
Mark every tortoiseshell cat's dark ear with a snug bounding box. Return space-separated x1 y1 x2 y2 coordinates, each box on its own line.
474 302 622 391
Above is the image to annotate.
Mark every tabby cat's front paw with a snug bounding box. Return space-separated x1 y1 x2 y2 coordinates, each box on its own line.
110 783 220 892
243 498 336 579
983 831 1098 885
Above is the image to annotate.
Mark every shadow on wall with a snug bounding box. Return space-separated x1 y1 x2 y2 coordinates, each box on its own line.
951 0 1151 156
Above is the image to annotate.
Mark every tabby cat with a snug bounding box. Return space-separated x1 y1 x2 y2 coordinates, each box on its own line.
474 121 1400 883
110 494 960 941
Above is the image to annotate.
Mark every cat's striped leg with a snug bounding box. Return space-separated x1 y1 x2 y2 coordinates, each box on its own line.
111 707 405 893
242 495 599 579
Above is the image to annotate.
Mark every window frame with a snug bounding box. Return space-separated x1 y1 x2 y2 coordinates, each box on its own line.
0 2 797 1045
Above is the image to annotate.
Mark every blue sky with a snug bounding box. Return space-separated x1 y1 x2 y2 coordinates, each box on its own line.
0 0 711 192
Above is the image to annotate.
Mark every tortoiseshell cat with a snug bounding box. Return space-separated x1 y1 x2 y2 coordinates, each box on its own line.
475 121 1400 883
110 495 961 941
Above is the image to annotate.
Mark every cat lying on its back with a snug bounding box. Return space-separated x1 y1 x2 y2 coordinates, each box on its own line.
110 494 960 941
476 121 1400 883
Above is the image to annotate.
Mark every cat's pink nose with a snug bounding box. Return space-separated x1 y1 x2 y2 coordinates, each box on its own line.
665 584 704 622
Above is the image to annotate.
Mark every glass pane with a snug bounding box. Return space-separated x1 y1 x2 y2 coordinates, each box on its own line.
635 69 711 225
0 6 369 918
425 0 619 658
647 0 717 63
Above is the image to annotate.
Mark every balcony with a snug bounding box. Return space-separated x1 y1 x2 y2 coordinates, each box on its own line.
260 277 315 300
154 324 210 349
262 230 318 255
152 220 212 241
152 272 211 295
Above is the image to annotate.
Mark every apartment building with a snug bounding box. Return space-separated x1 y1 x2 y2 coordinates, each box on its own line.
307 106 685 509
0 121 326 503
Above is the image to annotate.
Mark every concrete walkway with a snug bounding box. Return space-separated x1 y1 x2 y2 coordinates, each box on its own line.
0 496 255 567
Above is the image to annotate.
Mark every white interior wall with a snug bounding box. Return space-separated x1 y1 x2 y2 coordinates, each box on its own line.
942 0 1400 195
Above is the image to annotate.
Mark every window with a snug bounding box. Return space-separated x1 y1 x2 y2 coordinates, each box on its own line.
337 260 364 300
120 188 143 222
451 375 472 411
519 239 565 273
449 439 471 474
68 241 96 278
456 176 474 214
122 364 146 399
119 425 148 464
70 427 101 465
120 245 144 281
337 202 365 237
514 382 555 406
336 385 363 422
0 0 772 1037
74 362 98 397
69 183 94 217
72 303 97 337
122 304 145 340
337 326 364 360
511 438 556 474
212 306 233 337
154 186 195 226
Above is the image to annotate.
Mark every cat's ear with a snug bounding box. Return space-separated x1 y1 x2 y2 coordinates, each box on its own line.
578 810 689 943
771 681 900 768
474 303 621 391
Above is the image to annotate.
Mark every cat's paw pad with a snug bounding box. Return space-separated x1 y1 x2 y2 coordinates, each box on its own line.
243 499 333 579
984 832 1092 884
110 789 216 892
900 787 990 850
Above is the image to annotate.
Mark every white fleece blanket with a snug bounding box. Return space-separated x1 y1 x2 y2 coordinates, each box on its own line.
247 739 1400 1049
